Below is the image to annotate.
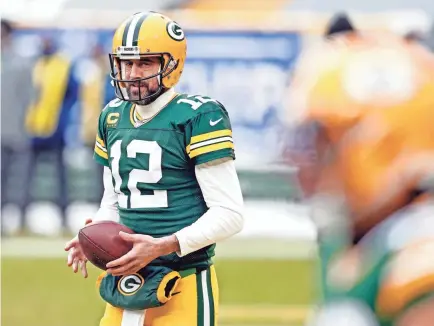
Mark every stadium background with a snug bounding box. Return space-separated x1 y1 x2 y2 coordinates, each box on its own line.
1 1 434 325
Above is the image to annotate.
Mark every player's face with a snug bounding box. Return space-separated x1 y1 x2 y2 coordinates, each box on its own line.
121 56 161 105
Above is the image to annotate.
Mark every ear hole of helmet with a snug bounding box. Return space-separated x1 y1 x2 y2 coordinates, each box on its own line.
161 54 178 77
164 54 178 74
160 54 178 88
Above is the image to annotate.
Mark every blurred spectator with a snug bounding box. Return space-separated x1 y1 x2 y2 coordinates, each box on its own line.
428 23 434 51
324 12 356 38
1 19 35 221
79 43 113 200
280 12 358 198
404 31 425 42
24 37 79 226
402 29 431 47
80 43 112 146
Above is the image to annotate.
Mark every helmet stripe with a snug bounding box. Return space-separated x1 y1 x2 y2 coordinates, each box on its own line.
121 15 136 46
132 13 149 47
125 12 148 47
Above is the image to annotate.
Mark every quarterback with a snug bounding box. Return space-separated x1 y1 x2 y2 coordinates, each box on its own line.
65 11 244 326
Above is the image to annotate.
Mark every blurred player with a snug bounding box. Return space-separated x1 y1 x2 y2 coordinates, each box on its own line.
286 28 434 326
64 11 244 326
324 12 356 39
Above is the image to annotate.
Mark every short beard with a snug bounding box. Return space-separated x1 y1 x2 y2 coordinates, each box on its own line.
126 86 162 106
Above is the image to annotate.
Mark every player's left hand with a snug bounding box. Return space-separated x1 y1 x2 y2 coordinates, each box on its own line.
106 232 178 276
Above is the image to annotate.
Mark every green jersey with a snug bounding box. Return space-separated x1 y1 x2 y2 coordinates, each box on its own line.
93 93 235 269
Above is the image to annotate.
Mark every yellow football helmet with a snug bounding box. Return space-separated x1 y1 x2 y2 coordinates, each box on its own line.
109 11 187 102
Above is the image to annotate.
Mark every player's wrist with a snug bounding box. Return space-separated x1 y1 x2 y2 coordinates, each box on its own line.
157 234 180 256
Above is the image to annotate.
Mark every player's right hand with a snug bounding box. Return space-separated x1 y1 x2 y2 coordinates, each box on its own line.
64 218 92 278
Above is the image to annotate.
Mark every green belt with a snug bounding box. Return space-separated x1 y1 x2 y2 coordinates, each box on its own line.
179 266 211 278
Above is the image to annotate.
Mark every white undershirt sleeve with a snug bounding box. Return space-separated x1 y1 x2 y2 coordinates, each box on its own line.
174 158 245 257
93 160 244 257
94 166 120 222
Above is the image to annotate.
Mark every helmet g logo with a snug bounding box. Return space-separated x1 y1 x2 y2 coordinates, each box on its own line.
167 21 185 41
118 274 144 296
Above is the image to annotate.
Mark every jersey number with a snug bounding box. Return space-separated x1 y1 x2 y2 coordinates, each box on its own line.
177 95 217 110
110 139 168 209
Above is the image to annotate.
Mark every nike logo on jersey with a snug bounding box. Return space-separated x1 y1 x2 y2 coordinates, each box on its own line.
210 118 223 126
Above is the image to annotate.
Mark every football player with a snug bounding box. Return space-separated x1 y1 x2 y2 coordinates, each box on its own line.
64 11 244 326
287 31 434 326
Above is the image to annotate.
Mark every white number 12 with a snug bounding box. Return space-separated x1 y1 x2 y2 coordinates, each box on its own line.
177 95 217 110
110 139 168 209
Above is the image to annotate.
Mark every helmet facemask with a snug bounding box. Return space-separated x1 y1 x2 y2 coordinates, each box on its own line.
109 47 178 106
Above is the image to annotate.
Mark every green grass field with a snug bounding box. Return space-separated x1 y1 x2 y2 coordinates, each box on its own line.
1 238 318 326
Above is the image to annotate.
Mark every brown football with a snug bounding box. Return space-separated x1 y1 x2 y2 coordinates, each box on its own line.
78 220 134 270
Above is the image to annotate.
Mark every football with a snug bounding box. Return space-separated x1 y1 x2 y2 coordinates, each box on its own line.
78 220 135 270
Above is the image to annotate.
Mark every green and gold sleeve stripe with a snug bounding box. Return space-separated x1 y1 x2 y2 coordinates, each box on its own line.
94 139 108 160
95 133 108 159
186 129 232 153
96 134 106 148
189 142 234 158
95 147 108 160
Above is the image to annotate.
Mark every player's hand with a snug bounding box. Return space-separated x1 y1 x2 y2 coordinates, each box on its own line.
64 218 92 278
106 232 179 276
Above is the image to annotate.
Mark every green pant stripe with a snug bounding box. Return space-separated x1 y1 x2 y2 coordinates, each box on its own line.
206 268 215 326
196 270 205 326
